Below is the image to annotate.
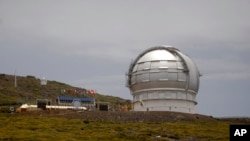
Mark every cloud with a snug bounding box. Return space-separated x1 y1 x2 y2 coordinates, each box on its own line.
2 0 249 46
196 58 250 80
202 72 250 80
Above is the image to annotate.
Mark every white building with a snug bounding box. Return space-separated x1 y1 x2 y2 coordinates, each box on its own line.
126 46 200 113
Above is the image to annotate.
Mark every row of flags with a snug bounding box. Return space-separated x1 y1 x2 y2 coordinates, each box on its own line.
61 89 96 95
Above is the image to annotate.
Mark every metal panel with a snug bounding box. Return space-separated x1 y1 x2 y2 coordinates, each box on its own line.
143 62 151 70
178 72 187 81
176 51 200 92
177 92 186 99
159 91 165 98
177 61 184 70
137 50 177 63
150 71 167 81
167 72 177 81
131 75 136 84
187 93 193 100
150 61 160 69
149 72 160 81
168 91 177 99
132 64 138 72
137 63 144 71
159 61 168 69
135 95 139 101
136 73 149 83
148 91 158 99
168 61 177 68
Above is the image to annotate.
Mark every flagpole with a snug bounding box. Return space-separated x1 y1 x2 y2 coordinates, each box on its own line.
14 69 17 87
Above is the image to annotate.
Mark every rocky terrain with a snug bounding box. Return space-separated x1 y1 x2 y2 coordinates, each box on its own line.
20 110 250 124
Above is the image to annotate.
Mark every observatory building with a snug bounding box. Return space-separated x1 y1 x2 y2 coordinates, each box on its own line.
126 46 200 113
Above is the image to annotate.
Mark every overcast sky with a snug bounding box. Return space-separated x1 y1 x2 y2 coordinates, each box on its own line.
1 0 250 117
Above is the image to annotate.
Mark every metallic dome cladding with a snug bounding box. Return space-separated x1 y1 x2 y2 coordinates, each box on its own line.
126 46 200 113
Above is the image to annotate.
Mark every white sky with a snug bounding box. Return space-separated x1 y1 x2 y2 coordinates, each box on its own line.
0 0 250 117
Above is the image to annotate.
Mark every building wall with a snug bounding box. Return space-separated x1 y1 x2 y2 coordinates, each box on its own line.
133 99 195 113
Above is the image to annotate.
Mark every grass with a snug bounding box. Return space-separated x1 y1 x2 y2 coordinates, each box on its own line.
0 113 231 141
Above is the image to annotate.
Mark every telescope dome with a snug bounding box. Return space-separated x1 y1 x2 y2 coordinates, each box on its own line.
126 46 200 113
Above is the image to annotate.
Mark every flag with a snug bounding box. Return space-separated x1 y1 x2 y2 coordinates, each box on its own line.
87 89 95 94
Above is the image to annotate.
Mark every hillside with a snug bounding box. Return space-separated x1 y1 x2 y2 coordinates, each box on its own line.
0 73 131 110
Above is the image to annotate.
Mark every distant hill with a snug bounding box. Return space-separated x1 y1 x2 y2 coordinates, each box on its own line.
0 73 131 110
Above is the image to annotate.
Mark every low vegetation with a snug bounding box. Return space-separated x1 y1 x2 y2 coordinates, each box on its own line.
0 112 232 141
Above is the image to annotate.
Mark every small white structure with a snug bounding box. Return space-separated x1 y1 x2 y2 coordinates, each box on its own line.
126 46 200 113
40 77 47 85
19 104 87 110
